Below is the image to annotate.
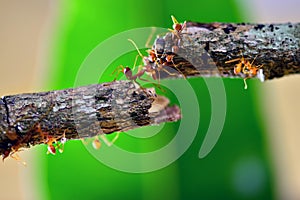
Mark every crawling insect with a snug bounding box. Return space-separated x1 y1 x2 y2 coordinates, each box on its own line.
83 132 120 150
129 38 184 82
92 132 120 150
242 63 263 89
113 39 160 86
169 15 186 39
46 134 66 155
37 124 67 155
225 54 263 89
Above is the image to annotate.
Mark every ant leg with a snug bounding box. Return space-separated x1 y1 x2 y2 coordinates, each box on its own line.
99 132 120 147
257 64 264 70
10 152 27 166
57 131 67 153
111 65 125 81
168 28 179 38
243 77 249 90
226 50 245 64
157 69 161 85
225 58 242 64
250 55 258 66
138 75 166 93
171 60 186 79
161 66 180 76
128 39 147 72
151 61 161 85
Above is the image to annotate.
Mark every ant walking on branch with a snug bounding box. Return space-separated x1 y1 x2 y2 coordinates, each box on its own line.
112 39 164 88
113 15 187 89
169 15 187 39
225 52 263 89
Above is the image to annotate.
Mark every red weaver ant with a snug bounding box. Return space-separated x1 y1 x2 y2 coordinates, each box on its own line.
39 126 67 155
112 39 160 87
169 15 186 39
1 103 67 164
91 132 120 150
225 53 263 89
128 39 184 82
82 132 120 150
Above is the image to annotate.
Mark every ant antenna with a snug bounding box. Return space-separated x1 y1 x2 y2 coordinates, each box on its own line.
171 15 179 25
128 39 144 59
250 55 258 66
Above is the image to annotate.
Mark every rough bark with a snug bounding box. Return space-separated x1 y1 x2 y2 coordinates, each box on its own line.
152 22 300 81
0 81 181 158
2 21 300 159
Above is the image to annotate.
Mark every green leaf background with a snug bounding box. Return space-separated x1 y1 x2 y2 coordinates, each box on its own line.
40 1 274 199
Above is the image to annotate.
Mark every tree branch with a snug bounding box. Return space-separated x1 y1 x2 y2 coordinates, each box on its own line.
0 81 181 159
152 22 300 81
3 21 299 160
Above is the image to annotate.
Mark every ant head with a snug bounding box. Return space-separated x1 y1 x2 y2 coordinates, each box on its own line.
145 54 155 63
47 145 56 155
166 54 175 62
173 23 182 31
124 67 132 75
171 15 179 27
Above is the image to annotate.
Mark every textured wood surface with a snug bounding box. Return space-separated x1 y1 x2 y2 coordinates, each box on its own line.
2 21 300 159
0 81 181 158
151 22 300 81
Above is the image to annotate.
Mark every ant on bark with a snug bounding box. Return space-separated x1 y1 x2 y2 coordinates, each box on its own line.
169 15 187 39
225 52 263 89
38 125 67 155
113 38 184 86
113 16 187 89
113 39 164 89
1 103 67 164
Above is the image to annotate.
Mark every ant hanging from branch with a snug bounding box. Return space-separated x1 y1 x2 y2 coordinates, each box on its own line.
225 52 263 89
81 129 121 151
89 132 120 150
38 125 67 155
1 103 68 165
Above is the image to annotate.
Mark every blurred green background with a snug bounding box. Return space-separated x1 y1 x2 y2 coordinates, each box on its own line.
39 0 274 200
